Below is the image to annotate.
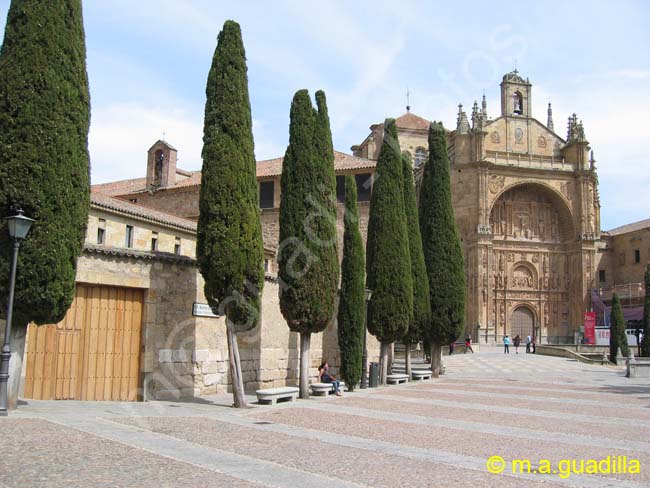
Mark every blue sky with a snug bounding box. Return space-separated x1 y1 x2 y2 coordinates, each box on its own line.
0 1 649 229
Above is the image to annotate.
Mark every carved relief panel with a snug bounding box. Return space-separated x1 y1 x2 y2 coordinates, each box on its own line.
489 186 562 243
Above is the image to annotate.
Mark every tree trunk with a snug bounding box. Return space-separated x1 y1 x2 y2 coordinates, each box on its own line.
405 340 412 377
379 341 390 384
431 342 442 377
299 332 311 399
7 321 27 410
225 318 247 408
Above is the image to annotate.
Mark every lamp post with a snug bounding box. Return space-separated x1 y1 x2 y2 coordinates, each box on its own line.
360 288 372 389
0 209 35 416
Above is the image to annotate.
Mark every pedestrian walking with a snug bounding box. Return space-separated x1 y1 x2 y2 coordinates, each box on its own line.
464 336 474 353
449 342 455 355
513 334 521 354
525 334 531 353
503 335 510 354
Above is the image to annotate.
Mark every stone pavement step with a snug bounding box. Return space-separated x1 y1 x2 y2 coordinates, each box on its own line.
43 414 364 488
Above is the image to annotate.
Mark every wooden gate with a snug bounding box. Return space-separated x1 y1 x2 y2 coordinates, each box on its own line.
24 285 144 401
510 306 534 341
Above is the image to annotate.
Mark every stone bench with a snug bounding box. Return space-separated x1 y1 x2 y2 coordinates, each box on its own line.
411 370 433 381
256 387 299 405
310 381 345 396
386 373 409 384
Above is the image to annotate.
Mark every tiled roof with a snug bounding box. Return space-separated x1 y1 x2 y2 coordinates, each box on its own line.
90 191 197 232
257 151 375 178
395 112 431 131
606 218 650 236
92 177 147 196
84 243 195 264
92 151 374 198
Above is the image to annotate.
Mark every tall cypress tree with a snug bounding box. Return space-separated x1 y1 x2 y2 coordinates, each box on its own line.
641 265 650 357
401 153 430 376
609 294 629 362
196 20 264 408
278 90 338 399
337 175 365 391
419 122 465 375
366 119 412 384
0 0 90 409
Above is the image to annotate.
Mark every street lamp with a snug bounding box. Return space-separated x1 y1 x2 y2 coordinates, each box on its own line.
0 209 35 416
360 288 372 389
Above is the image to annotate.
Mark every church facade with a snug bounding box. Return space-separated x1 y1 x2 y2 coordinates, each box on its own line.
353 71 601 344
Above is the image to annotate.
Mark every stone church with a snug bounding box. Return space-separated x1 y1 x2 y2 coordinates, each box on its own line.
353 70 601 344
18 70 617 403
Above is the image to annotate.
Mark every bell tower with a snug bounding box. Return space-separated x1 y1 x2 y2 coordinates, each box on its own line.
500 70 532 118
146 140 177 190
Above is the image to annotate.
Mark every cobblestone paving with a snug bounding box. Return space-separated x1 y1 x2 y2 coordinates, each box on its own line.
2 347 649 487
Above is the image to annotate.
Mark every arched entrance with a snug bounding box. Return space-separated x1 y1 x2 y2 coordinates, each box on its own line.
511 306 534 340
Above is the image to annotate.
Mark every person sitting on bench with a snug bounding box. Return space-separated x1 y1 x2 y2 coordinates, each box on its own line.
318 362 341 396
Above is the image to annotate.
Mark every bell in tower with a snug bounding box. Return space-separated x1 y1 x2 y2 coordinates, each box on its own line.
146 140 178 190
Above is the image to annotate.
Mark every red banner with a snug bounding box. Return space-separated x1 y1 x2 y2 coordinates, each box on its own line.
584 312 596 344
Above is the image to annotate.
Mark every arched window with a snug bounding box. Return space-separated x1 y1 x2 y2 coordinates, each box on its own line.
512 91 523 115
414 147 427 167
154 150 164 185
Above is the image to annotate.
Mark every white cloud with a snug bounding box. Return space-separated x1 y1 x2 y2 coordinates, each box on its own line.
89 104 285 185
89 103 203 184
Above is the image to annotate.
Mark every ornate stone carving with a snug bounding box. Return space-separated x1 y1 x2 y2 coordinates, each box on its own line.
537 135 547 148
490 186 563 243
490 131 500 143
514 127 524 143
488 175 505 194
512 265 535 289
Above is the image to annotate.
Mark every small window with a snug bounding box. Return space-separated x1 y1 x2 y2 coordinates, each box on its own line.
634 249 640 263
414 147 427 167
599 270 606 283
264 259 269 273
335 175 346 203
129 198 138 203
97 218 106 245
259 181 274 209
125 225 134 248
355 173 372 202
151 232 158 252
174 237 181 255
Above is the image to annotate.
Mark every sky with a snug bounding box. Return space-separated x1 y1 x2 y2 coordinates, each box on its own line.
0 1 649 230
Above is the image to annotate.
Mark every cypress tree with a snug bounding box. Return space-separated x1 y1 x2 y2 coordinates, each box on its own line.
401 153 431 376
641 265 650 357
337 175 365 391
366 119 412 384
196 20 264 408
609 294 629 362
0 0 90 409
419 122 465 375
278 90 338 399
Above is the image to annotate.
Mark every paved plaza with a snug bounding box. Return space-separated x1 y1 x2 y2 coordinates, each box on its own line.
1 348 649 487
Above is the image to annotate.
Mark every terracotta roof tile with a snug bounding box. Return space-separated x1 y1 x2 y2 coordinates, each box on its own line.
92 177 147 196
395 112 431 131
93 151 374 197
606 218 650 236
90 191 197 232
257 151 375 178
